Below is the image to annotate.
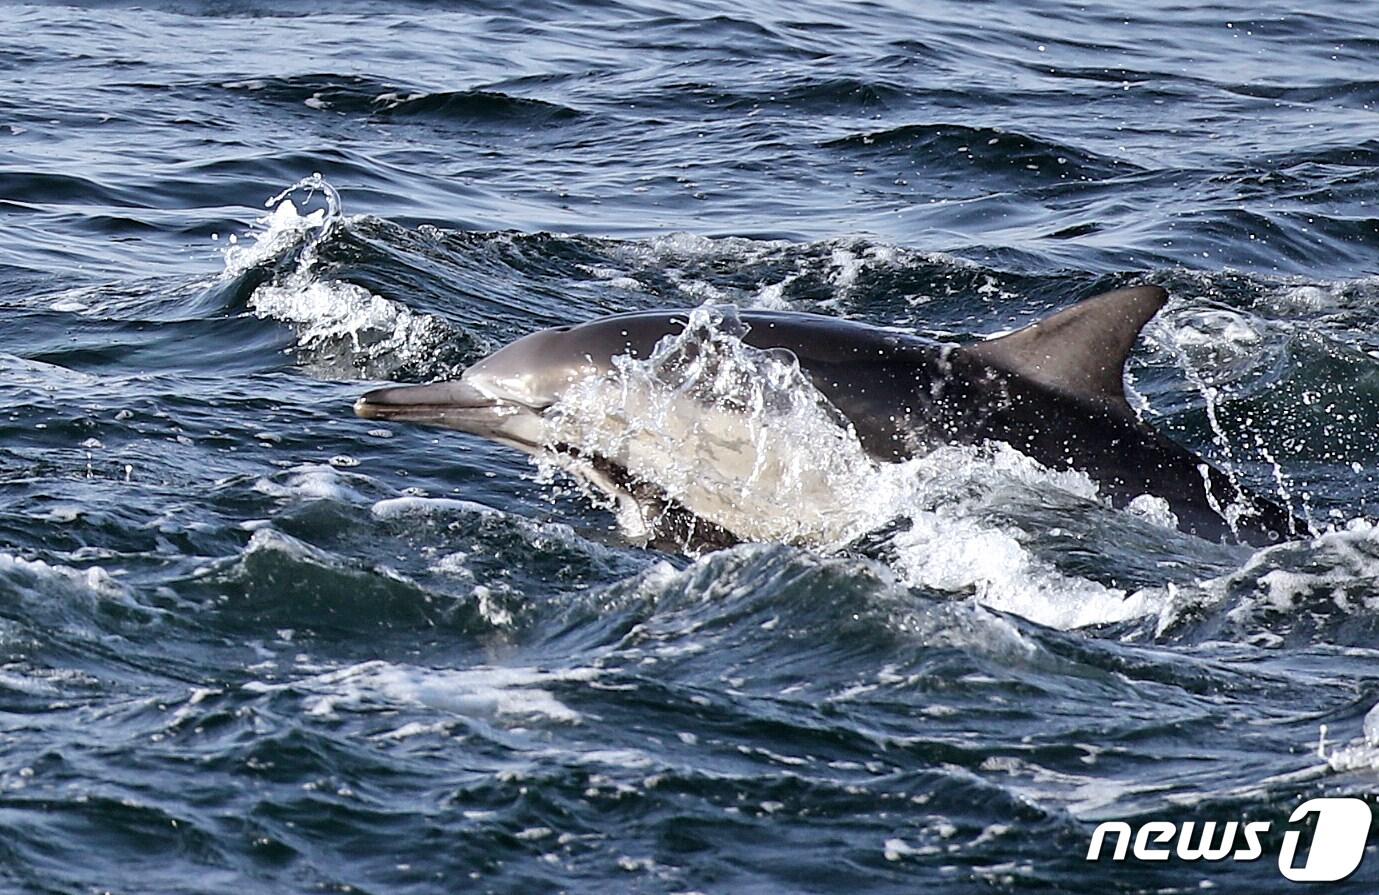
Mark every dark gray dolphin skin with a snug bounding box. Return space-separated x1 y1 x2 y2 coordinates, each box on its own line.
356 286 1295 547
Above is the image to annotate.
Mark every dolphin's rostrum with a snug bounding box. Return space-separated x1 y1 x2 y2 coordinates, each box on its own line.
356 286 1295 548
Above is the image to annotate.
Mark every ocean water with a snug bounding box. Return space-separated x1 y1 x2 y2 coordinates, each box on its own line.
4 1 1379 891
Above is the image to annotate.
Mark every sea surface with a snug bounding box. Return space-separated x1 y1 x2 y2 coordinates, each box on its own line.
4 1 1379 892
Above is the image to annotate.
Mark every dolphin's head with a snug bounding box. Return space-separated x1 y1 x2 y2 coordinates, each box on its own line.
354 326 582 452
353 314 682 452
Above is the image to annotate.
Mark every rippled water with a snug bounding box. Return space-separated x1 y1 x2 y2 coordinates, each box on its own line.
5 1 1379 892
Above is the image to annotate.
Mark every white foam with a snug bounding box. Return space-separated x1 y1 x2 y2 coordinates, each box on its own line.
0 669 61 697
240 527 337 565
0 552 124 600
1125 493 1179 530
1130 518 1379 638
375 720 452 741
579 263 645 293
636 231 778 259
888 510 1149 630
884 838 929 861
1168 308 1263 350
253 660 597 724
254 463 364 502
1318 701 1379 773
1273 284 1339 311
751 277 796 309
432 552 473 578
49 296 90 313
37 506 81 524
370 496 502 520
0 552 159 623
1226 519 1379 621
829 247 865 291
248 275 446 358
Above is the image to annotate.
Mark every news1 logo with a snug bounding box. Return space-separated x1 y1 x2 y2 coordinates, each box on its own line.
1086 797 1373 882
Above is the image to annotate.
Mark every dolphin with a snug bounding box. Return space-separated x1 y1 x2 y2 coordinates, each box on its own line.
355 286 1295 549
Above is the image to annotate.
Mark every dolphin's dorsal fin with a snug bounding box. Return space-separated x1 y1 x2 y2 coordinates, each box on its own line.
961 285 1168 414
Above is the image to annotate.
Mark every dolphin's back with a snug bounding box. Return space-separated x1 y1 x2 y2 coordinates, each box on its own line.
710 305 1291 545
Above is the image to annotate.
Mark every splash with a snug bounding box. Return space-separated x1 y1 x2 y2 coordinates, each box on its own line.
542 304 886 546
1144 301 1313 538
224 174 459 379
221 173 340 277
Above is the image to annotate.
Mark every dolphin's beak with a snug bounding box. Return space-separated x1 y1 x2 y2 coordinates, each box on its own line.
354 381 503 424
354 379 548 452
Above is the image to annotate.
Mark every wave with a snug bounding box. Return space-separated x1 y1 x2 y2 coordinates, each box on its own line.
0 170 143 209
219 175 477 380
220 74 585 128
1159 520 1379 647
639 75 914 114
823 123 1139 183
1224 80 1379 110
212 462 647 632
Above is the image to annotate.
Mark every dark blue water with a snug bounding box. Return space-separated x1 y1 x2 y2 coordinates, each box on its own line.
5 1 1379 891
